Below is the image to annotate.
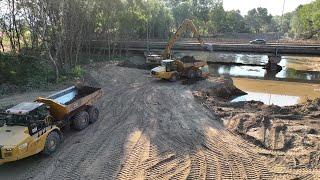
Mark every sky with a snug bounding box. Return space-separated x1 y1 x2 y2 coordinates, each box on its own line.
223 0 314 15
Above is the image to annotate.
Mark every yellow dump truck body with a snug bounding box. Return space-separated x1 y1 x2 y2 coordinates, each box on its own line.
0 85 103 165
151 59 209 81
37 86 103 121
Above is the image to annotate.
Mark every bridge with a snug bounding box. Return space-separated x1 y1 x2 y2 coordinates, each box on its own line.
123 41 320 56
129 41 320 70
92 41 320 70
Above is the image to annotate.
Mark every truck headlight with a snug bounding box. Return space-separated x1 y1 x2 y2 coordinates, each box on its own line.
5 148 13 151
19 143 28 150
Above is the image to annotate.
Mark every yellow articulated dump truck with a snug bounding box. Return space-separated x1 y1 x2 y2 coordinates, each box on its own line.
0 85 102 165
151 57 209 82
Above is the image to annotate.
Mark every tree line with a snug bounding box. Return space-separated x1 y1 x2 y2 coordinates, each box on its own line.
0 0 319 82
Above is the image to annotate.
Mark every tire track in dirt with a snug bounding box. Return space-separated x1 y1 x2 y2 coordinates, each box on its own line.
0 64 273 180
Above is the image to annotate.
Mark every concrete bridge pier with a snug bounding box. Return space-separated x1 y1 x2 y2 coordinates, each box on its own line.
265 55 282 71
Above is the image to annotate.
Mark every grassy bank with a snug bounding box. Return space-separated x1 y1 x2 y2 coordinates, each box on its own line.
0 53 57 96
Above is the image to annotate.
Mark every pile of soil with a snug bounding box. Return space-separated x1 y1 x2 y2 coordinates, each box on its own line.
192 76 247 99
194 83 320 179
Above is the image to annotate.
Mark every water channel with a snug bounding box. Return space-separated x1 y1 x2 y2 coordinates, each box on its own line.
173 51 320 106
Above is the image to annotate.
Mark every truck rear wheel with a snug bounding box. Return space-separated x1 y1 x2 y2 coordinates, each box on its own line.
72 111 90 130
43 131 61 156
88 106 99 123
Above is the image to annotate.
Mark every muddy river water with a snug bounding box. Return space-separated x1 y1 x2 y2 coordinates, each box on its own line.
174 51 320 106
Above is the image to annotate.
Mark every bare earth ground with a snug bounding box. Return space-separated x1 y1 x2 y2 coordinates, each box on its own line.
0 63 273 180
194 78 320 179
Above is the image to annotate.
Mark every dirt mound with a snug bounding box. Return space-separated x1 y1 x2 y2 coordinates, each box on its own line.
192 76 247 99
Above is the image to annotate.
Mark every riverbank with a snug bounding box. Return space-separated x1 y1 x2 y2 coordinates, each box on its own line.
193 77 320 179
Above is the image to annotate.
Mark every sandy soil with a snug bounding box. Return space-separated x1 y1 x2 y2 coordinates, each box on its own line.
194 79 320 179
0 63 273 180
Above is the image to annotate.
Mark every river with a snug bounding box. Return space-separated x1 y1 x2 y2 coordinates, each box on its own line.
173 51 320 106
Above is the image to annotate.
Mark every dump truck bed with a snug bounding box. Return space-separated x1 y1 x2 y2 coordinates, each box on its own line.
182 61 207 68
37 86 103 121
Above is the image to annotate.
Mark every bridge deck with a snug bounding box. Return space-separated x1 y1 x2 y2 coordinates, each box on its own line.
103 41 320 56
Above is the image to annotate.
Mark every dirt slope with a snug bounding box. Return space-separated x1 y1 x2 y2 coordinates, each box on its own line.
0 63 271 179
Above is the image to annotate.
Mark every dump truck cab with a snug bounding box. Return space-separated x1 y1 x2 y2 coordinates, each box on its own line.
151 60 179 81
146 54 163 64
0 102 61 165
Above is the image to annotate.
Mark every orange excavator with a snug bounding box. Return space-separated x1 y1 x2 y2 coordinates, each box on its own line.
146 19 212 64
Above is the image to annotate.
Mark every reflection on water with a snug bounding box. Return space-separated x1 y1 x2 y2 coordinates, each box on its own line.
210 65 265 77
174 51 320 81
231 92 300 106
173 51 320 106
208 58 320 82
209 64 320 81
232 78 320 106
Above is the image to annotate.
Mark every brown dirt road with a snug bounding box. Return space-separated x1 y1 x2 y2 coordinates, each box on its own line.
0 63 272 179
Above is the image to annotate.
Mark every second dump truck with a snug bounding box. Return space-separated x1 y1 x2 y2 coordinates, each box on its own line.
151 57 209 82
0 85 102 164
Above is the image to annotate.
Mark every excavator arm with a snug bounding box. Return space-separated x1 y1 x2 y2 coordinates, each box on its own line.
162 19 206 59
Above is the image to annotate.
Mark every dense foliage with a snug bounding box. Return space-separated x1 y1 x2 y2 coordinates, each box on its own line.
0 0 319 84
0 53 55 88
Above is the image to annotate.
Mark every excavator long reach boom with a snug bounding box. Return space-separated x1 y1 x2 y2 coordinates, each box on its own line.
163 19 206 59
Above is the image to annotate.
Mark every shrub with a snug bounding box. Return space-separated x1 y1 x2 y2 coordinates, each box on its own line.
72 65 85 78
0 53 55 89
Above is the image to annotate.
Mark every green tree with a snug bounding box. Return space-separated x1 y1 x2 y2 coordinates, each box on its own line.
225 10 247 33
208 3 226 34
245 7 272 33
172 0 194 28
290 0 320 39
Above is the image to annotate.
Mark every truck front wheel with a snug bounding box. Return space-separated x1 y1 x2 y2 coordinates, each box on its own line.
88 106 99 123
170 73 179 82
43 131 61 156
72 111 90 130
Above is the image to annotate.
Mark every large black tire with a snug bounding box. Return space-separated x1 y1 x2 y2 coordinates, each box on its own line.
88 106 99 123
43 131 61 156
169 73 179 82
187 70 196 79
196 69 202 78
72 111 90 131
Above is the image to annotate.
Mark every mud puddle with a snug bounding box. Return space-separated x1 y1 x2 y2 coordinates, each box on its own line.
231 78 320 106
